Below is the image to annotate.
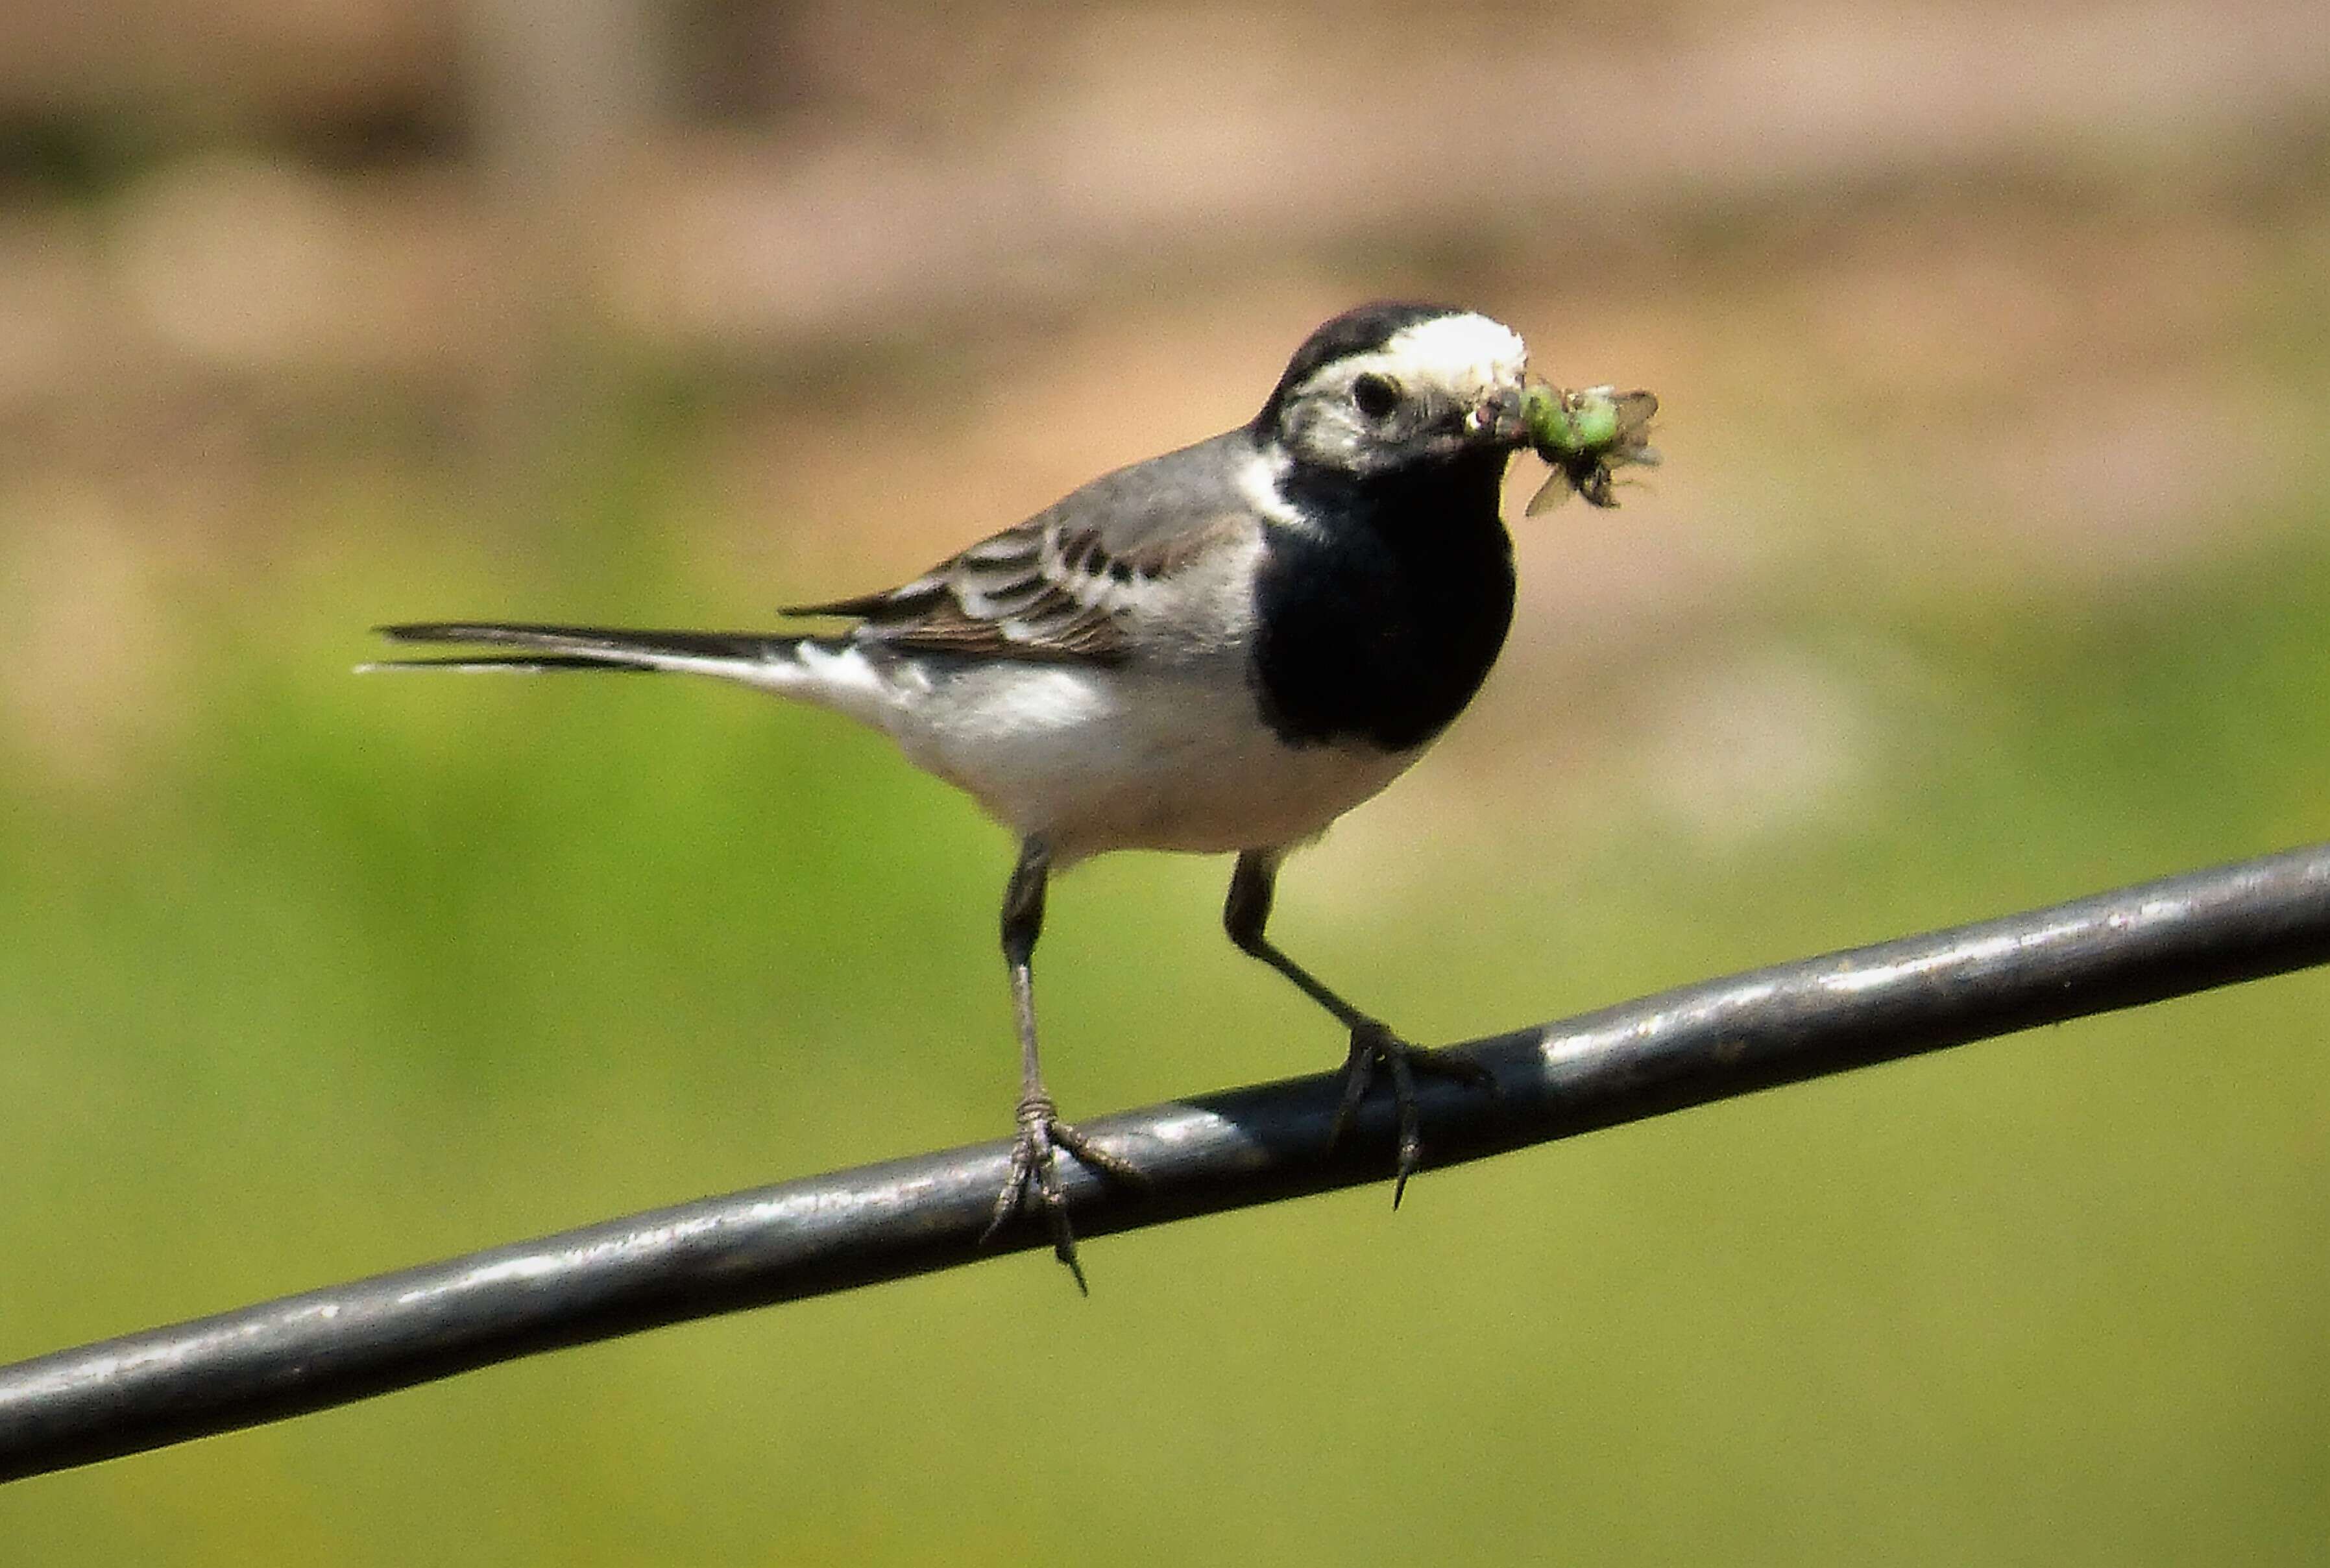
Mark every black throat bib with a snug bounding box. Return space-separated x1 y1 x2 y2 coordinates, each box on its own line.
1250 447 1517 753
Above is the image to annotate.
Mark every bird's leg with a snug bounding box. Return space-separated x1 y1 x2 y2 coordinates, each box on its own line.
980 836 1140 1292
1224 849 1495 1205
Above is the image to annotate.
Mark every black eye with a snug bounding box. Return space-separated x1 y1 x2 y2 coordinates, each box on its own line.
1351 372 1400 420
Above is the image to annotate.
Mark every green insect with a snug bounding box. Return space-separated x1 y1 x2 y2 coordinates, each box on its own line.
1520 382 1660 514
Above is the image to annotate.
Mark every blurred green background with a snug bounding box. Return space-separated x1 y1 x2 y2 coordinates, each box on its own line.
3 1 2328 1562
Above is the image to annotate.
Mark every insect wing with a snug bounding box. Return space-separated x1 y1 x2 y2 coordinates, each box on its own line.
1525 468 1576 516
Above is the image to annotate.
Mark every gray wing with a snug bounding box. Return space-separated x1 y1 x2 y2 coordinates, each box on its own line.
783 430 1259 662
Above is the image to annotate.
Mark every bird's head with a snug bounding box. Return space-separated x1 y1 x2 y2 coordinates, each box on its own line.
1256 303 1532 477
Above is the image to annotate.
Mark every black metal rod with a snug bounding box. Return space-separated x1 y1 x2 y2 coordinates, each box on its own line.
5 842 2327 1484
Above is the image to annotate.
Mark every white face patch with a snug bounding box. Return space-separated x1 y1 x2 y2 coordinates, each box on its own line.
1292 313 1528 412
1362 313 1529 407
1276 311 1531 475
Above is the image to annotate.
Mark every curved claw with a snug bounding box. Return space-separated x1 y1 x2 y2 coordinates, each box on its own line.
1327 1021 1499 1206
1385 1045 1420 1207
978 1095 1143 1294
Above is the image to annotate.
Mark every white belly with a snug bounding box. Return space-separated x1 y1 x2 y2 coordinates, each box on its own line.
879 660 1416 864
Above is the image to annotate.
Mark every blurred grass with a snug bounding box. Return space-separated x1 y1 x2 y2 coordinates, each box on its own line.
3 324 2329 1565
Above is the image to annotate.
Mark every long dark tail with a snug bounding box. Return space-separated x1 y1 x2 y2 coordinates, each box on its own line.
363 619 895 725
363 621 801 677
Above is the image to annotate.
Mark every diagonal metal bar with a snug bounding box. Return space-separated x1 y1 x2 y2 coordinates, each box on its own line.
3 841 2327 1484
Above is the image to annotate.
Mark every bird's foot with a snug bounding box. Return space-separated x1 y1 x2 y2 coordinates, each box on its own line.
1330 1019 1498 1207
980 1092 1142 1294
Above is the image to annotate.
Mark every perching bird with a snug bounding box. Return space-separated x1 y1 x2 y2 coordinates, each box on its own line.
373 302 1538 1288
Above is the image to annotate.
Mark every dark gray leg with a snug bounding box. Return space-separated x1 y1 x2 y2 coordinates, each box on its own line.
980 836 1139 1291
1224 849 1494 1204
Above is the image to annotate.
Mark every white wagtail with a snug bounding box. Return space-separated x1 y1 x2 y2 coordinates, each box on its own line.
374 302 1539 1286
